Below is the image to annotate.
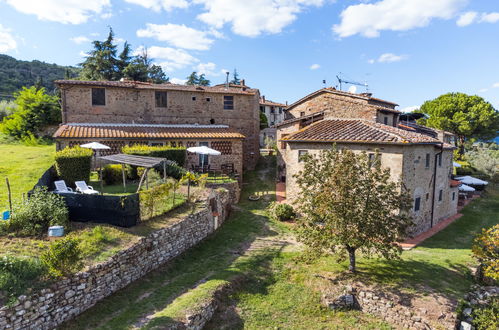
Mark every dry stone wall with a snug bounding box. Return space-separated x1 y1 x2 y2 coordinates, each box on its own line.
0 189 231 330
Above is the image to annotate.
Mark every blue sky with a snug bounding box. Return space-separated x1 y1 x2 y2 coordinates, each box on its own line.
0 0 498 111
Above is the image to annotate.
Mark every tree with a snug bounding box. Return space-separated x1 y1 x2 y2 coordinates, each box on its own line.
1 86 60 140
116 41 132 75
260 112 269 129
472 224 498 282
294 147 411 273
186 72 199 85
198 73 210 86
418 93 499 155
79 28 118 80
230 69 240 85
466 149 499 178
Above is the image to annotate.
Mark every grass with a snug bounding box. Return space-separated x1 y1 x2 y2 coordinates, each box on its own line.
0 142 55 210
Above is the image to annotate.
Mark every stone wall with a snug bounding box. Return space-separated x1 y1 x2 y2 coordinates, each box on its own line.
0 189 232 329
322 283 456 329
206 181 240 204
456 285 498 330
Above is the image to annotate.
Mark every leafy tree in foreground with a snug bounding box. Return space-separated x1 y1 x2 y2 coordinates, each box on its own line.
1 86 60 140
417 93 499 156
472 224 498 282
294 147 412 273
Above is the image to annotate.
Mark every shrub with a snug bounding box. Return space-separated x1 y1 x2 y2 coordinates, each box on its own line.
41 237 84 278
140 181 173 220
0 255 47 304
472 297 498 330
122 145 187 167
102 164 130 185
472 224 499 283
55 146 93 186
8 187 69 236
267 202 295 221
466 149 499 179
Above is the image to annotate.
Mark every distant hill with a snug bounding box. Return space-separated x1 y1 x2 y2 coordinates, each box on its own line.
0 54 80 98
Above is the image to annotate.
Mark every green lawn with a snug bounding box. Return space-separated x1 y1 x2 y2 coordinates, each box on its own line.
0 142 55 210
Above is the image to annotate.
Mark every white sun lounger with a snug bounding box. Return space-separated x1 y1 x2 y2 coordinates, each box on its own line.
75 181 100 195
54 180 74 193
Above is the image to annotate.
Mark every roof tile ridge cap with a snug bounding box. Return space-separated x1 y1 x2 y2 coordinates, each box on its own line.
363 121 408 142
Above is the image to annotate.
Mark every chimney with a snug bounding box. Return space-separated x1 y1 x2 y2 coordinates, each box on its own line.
262 95 265 102
241 79 245 86
225 71 230 89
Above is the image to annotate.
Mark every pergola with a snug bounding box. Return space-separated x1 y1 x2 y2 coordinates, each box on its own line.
99 154 167 193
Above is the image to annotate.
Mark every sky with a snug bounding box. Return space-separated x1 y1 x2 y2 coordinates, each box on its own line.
0 0 498 111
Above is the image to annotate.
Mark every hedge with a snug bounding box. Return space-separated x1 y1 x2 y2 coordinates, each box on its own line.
122 145 187 166
54 146 93 186
102 164 131 185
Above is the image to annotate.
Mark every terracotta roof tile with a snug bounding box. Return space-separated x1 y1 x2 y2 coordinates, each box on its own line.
259 98 287 107
450 179 461 187
282 119 441 144
54 80 258 95
53 123 245 140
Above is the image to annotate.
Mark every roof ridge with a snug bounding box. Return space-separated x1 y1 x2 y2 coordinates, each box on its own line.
363 121 408 143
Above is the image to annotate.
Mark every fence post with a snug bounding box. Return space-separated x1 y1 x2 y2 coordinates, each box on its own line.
5 178 12 213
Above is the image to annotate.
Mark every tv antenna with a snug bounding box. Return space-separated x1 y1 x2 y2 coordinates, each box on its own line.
336 73 368 92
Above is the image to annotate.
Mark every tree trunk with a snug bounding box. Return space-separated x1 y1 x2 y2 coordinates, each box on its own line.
458 135 465 158
346 246 356 273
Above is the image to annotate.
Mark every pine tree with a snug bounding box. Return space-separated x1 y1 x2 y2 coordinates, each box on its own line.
198 74 210 86
116 41 132 78
230 69 240 85
186 72 199 85
79 28 118 80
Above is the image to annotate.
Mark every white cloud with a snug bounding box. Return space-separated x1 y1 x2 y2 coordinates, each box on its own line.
79 50 88 57
456 11 499 26
195 62 220 76
333 0 465 38
348 86 357 93
194 0 324 37
369 53 408 63
137 23 215 51
4 0 111 24
170 77 186 85
493 82 499 88
124 0 188 12
309 63 320 70
480 12 499 24
456 11 478 27
115 37 126 43
136 46 199 72
478 88 488 93
70 36 91 44
0 24 17 53
401 105 419 112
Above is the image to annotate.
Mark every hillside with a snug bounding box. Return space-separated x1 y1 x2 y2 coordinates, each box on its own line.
0 54 80 98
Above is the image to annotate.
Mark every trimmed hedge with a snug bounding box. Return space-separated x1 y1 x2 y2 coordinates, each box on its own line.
54 146 93 186
122 145 187 166
102 164 131 185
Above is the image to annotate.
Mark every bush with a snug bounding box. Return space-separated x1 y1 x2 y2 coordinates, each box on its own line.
102 164 131 185
122 145 187 167
0 255 47 304
267 202 295 221
8 187 69 236
55 146 93 186
41 237 84 278
472 297 498 330
472 224 499 283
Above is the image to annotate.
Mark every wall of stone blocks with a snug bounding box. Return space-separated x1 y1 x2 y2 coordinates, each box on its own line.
0 189 232 329
60 86 260 170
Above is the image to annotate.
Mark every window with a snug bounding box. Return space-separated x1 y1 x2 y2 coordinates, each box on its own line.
270 107 275 114
192 96 197 101
425 153 430 168
260 106 265 113
300 111 305 117
271 121 275 126
384 117 388 125
452 192 456 201
414 197 421 212
426 193 429 200
92 88 106 106
281 134 289 149
155 91 167 107
368 153 380 167
206 97 211 102
279 108 283 114
438 189 443 202
149 142 165 147
437 153 442 167
223 95 234 109
298 150 308 162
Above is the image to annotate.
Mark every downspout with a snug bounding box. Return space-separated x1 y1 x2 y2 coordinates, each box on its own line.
430 143 444 228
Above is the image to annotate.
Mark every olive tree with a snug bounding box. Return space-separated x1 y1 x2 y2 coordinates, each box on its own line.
294 147 412 273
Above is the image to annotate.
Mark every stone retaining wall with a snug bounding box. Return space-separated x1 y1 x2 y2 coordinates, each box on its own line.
0 189 231 329
206 181 240 204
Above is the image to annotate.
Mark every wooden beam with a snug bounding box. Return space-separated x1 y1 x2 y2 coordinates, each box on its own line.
136 168 150 193
121 163 127 193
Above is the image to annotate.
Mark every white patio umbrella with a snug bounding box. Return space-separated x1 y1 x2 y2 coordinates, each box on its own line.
80 142 111 150
458 184 476 192
187 146 221 170
453 162 461 168
455 176 489 186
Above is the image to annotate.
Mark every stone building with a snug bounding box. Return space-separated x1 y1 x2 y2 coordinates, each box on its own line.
259 96 287 147
53 80 261 174
277 87 459 237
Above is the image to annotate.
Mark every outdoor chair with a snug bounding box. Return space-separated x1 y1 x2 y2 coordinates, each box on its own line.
54 180 74 193
75 181 100 195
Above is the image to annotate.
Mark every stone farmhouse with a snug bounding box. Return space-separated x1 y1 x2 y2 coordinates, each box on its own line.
259 96 287 147
53 80 262 177
277 87 459 237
